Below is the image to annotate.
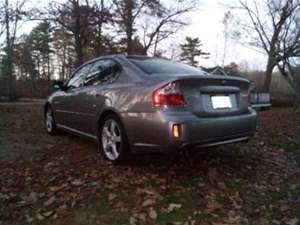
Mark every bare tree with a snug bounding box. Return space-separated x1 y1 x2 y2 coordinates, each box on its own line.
52 28 76 80
238 0 300 92
222 11 233 67
88 0 114 56
140 5 192 55
277 58 300 109
112 0 164 54
47 0 93 66
0 0 29 100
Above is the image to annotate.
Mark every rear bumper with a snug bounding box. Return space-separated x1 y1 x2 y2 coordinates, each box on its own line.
128 108 257 153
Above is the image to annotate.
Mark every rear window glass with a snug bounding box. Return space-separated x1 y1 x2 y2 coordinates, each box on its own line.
128 57 204 75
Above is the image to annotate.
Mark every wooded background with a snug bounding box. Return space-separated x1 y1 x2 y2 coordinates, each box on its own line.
0 0 299 106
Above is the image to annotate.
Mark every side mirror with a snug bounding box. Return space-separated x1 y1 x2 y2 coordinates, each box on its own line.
53 81 65 91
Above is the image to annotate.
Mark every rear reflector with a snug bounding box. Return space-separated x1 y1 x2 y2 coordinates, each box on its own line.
172 124 181 138
153 81 186 106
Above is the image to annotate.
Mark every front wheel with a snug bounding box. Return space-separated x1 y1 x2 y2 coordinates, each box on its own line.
99 115 130 164
45 107 57 135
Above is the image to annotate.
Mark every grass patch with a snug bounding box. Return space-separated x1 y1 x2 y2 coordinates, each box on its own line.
267 134 300 153
62 207 129 225
0 138 17 161
180 176 204 188
155 192 203 224
56 192 130 225
275 138 300 153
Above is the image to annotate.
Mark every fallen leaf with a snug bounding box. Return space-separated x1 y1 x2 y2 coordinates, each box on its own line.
0 193 10 200
149 208 157 220
43 210 54 217
142 199 155 207
286 218 299 225
279 204 290 212
56 204 67 215
25 192 38 204
108 193 117 201
51 213 58 220
167 203 182 212
198 182 205 188
44 196 56 207
71 179 84 186
137 213 146 221
129 216 138 225
25 214 34 223
36 214 44 221
50 183 67 192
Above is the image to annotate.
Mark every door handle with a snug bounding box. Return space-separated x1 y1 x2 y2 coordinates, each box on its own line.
89 90 100 97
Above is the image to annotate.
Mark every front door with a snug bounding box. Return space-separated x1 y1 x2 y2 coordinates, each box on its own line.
57 64 92 132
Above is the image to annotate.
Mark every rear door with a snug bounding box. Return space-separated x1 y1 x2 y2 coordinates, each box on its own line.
76 59 122 135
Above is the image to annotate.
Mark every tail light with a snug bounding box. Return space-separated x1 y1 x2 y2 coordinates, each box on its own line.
153 81 186 106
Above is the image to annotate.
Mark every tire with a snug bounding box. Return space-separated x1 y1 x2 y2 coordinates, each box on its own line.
45 106 57 135
98 114 130 164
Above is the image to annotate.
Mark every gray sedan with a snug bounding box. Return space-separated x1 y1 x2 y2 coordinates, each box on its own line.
45 55 257 164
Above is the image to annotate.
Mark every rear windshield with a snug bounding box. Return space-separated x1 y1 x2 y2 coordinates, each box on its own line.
128 57 204 75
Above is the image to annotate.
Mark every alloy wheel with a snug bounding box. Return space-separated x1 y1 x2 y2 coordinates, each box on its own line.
46 109 54 133
101 119 122 161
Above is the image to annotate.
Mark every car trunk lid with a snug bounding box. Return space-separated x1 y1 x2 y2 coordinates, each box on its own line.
175 75 251 117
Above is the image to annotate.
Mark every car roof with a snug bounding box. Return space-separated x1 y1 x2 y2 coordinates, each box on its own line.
79 54 153 66
77 54 159 71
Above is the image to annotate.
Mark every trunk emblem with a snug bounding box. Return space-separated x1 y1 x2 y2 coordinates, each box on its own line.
221 80 227 85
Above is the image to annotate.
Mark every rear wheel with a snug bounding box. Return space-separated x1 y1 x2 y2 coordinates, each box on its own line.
45 106 57 135
99 115 130 164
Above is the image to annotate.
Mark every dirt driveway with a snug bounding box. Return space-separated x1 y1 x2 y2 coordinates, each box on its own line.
0 104 299 225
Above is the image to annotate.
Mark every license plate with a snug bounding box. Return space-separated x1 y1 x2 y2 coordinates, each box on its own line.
211 96 232 109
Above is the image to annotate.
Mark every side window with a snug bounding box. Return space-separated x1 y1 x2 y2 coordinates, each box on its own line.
67 65 91 89
84 60 121 86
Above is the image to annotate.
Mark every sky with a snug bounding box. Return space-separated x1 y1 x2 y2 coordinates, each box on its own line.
173 0 267 70
15 0 268 71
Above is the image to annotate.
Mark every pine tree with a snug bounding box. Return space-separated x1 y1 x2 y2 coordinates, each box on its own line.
30 21 52 82
180 37 209 67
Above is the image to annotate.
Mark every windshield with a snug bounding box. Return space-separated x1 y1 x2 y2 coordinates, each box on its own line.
128 57 205 75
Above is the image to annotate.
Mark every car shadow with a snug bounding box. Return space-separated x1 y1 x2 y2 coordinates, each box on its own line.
127 144 262 174
49 131 263 182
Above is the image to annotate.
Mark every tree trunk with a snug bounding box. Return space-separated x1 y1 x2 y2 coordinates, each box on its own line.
152 31 160 56
74 0 83 66
47 56 51 91
262 56 276 92
295 94 300 112
95 0 104 56
74 34 83 66
126 0 134 54
5 0 16 101
61 45 66 80
96 23 103 56
126 29 133 54
292 87 300 112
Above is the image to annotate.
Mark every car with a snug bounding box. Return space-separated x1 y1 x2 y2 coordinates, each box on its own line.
45 54 257 164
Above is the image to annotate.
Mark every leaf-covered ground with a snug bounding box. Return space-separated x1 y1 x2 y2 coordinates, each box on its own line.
0 105 299 225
